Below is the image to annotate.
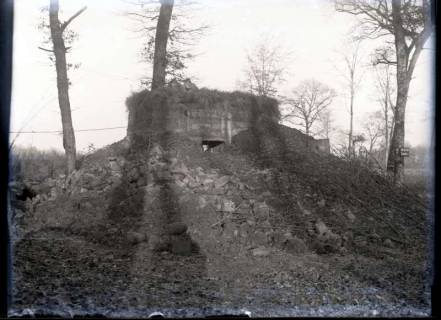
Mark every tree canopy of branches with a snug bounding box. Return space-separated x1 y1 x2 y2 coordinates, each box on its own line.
127 0 207 88
284 79 336 137
38 0 86 174
241 41 289 98
335 0 434 184
362 111 385 154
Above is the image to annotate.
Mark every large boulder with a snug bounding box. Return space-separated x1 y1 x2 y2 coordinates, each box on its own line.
284 236 308 254
167 222 188 235
170 235 193 256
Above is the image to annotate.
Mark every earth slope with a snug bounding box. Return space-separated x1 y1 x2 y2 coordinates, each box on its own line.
10 123 430 317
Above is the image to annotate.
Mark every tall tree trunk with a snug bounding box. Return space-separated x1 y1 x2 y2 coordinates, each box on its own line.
387 0 411 184
49 0 76 174
387 79 409 183
151 0 174 90
387 0 432 185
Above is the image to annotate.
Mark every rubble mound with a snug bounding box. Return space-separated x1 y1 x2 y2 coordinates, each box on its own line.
10 122 430 316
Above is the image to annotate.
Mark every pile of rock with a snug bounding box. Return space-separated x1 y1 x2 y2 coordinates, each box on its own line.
11 138 351 258
137 143 317 257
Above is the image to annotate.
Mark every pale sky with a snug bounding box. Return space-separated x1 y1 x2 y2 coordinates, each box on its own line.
10 0 435 153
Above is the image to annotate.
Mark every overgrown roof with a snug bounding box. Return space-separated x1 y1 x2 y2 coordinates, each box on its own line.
126 87 280 122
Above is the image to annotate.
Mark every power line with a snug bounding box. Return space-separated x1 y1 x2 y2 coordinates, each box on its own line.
9 125 127 134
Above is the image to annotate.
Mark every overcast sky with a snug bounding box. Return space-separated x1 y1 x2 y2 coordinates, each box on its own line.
10 0 434 153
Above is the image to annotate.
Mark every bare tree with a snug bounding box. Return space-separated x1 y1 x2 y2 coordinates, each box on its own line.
39 0 86 174
335 0 434 184
126 0 207 88
241 40 289 98
373 63 396 167
335 39 365 157
362 111 384 155
284 79 336 137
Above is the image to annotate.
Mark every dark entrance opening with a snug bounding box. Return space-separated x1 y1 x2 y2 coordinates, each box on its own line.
201 140 224 152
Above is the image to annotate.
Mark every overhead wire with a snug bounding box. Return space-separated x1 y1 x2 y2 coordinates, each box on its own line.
9 125 127 134
9 92 59 149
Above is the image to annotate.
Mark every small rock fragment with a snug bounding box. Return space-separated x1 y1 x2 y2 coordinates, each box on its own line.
137 176 147 187
254 202 270 220
252 246 271 257
384 238 394 247
297 201 312 216
261 220 272 229
347 210 356 222
210 188 226 195
252 230 268 246
315 220 329 236
214 175 230 189
221 199 235 212
127 231 146 244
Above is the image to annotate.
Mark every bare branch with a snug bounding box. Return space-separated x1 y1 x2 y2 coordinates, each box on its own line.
61 6 87 33
126 12 160 21
127 0 208 86
38 46 54 53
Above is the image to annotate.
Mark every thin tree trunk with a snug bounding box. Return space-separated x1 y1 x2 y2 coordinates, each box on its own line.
384 112 389 167
49 0 76 174
384 79 389 168
348 81 354 158
388 111 395 168
305 122 310 147
151 0 174 90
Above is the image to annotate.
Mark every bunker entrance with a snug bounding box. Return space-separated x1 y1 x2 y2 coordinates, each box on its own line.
201 140 224 152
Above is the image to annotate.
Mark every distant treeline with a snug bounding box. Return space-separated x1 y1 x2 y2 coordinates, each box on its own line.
10 146 66 182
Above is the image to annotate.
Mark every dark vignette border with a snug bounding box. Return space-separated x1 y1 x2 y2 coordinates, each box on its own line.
0 1 438 319
432 0 440 317
0 0 14 317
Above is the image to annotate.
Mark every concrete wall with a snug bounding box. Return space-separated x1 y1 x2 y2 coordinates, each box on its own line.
126 87 278 145
231 122 330 155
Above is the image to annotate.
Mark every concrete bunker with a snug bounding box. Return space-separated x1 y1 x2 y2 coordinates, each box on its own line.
126 87 279 147
125 86 330 154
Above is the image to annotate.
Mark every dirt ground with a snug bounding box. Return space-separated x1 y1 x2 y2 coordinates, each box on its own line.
9 133 432 317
